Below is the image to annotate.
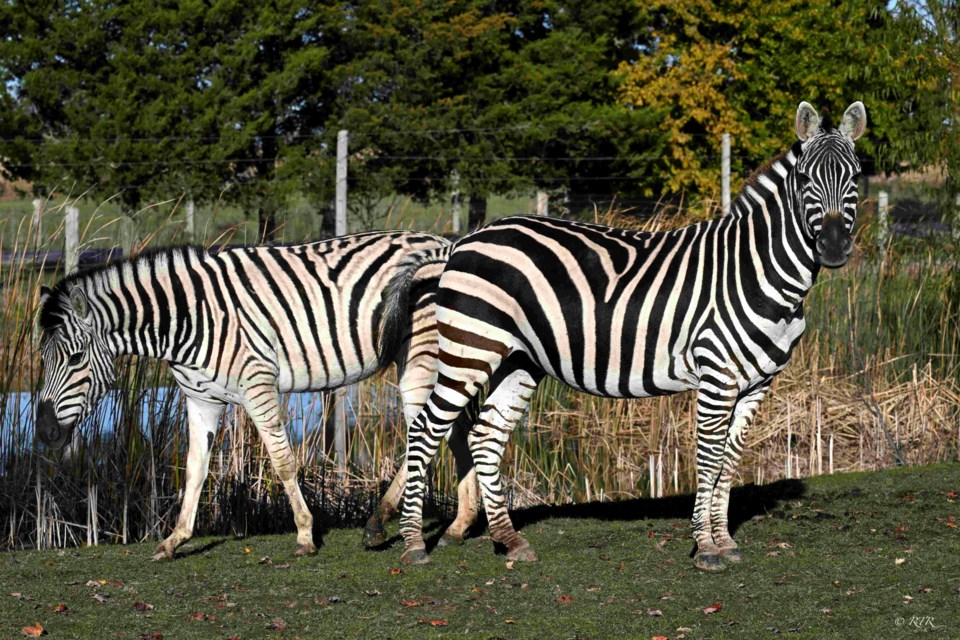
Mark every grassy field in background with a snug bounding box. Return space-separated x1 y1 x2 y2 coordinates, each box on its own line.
2 463 958 639
0 192 537 250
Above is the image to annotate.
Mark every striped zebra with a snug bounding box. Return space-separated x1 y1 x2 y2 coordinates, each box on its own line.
391 101 866 570
35 230 479 560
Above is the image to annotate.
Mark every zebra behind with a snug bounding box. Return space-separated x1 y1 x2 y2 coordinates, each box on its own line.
393 101 866 570
36 231 478 560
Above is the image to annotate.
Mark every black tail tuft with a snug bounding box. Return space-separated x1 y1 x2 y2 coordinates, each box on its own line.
376 245 452 369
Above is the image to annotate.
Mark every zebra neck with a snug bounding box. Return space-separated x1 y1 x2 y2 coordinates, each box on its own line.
728 148 818 304
82 257 188 362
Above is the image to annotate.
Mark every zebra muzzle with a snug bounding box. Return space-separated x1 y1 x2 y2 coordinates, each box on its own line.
36 400 70 449
815 213 852 268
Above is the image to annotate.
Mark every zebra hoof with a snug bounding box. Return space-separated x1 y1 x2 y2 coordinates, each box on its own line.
693 551 726 571
400 547 431 565
436 531 465 548
152 546 174 562
363 523 386 548
719 547 743 564
293 542 318 557
507 546 538 562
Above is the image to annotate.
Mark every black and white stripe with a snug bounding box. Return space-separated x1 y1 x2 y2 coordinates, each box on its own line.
37 230 479 559
393 101 866 569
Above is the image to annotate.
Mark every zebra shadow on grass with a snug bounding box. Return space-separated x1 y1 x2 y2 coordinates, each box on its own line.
423 478 806 556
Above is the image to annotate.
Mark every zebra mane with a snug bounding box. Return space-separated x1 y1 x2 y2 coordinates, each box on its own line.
39 245 207 334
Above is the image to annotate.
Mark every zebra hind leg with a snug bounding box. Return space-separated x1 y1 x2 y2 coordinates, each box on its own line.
709 382 771 564
154 396 224 561
244 382 317 557
437 413 481 547
468 363 541 562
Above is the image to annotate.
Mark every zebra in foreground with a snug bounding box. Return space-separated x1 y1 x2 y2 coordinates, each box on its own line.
36 231 478 560
390 101 866 570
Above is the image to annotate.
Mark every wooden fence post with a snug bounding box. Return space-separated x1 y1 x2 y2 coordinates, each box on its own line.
334 129 350 477
877 190 889 249
451 170 462 235
65 206 79 274
535 190 549 216
721 133 731 215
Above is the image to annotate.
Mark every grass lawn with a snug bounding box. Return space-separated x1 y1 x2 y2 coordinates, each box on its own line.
2 463 958 639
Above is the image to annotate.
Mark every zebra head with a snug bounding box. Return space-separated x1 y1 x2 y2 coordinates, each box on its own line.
794 101 866 268
36 285 115 450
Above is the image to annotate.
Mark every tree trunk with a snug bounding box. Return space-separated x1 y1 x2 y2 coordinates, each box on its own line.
468 194 487 231
258 205 279 243
319 204 337 239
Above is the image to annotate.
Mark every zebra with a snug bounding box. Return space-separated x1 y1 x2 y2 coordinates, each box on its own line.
390 101 866 570
35 230 479 560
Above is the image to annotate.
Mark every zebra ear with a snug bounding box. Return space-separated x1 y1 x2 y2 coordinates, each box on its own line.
40 286 53 307
841 101 866 142
795 102 820 141
69 286 91 324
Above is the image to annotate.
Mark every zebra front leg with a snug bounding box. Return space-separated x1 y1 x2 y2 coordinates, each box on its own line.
691 384 738 571
468 364 541 561
154 396 225 560
244 384 316 557
709 381 771 564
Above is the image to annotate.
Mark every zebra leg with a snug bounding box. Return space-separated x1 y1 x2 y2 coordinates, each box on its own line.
244 384 316 557
468 364 541 561
709 381 771 564
691 384 738 571
398 358 496 565
436 416 479 547
363 341 479 548
154 396 224 561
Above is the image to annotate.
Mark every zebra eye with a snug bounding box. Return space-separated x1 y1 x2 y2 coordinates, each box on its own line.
67 353 84 367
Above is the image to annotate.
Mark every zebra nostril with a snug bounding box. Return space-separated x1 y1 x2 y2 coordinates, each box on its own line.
843 237 853 255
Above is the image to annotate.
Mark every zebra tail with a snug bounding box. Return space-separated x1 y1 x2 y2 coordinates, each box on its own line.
376 245 452 370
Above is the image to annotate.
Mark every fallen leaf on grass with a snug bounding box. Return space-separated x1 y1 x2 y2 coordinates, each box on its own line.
504 619 516 624
401 600 422 607
258 556 272 565
646 609 663 617
21 623 45 637
388 568 404 575
365 590 380 597
895 558 906 565
418 619 448 626
243 547 252 554
133 601 154 612
653 636 669 640
93 593 109 604
556 595 573 604
188 612 216 621
702 603 722 615
53 604 67 614
266 618 287 632
138 633 162 640
505 560 515 570
274 562 291 570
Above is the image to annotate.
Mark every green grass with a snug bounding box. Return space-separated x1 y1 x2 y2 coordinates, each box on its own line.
3 464 959 639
